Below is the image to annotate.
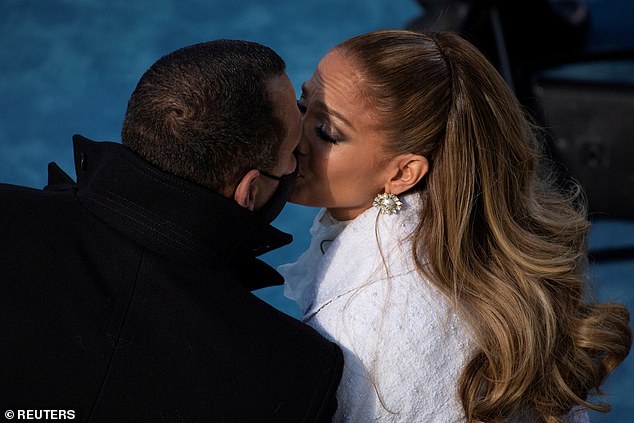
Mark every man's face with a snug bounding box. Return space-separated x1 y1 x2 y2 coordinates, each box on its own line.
252 73 302 210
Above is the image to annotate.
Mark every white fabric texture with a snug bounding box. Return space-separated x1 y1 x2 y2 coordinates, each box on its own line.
281 193 471 422
280 193 589 423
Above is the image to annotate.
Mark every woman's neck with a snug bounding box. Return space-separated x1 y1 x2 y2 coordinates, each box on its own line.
326 205 370 221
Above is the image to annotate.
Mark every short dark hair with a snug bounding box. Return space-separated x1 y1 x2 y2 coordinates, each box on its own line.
121 39 286 192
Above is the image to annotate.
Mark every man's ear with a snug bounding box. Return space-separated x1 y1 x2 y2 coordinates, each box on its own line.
384 154 429 195
233 169 260 210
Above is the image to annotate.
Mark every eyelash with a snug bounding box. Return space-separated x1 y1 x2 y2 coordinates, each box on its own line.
315 122 341 145
297 96 342 145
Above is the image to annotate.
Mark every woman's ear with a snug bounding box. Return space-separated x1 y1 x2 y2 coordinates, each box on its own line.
384 154 429 195
233 169 260 210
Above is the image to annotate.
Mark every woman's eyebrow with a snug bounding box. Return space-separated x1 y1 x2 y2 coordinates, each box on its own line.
300 82 354 129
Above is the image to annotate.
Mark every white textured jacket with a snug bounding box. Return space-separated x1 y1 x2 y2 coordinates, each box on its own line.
281 193 589 423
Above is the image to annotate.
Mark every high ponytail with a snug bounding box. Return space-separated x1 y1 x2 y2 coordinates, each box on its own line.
337 29 631 422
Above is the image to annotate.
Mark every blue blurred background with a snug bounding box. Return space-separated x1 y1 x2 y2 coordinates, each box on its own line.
1 0 632 420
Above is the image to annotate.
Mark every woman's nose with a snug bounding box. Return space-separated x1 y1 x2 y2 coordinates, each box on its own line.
296 129 310 157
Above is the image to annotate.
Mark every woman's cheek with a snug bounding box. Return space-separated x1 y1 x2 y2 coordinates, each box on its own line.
310 140 331 180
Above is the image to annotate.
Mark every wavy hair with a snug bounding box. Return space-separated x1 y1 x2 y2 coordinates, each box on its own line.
337 29 631 422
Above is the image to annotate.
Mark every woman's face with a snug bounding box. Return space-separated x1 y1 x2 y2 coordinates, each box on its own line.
292 49 392 221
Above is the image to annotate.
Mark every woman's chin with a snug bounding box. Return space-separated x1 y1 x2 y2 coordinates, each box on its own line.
288 194 315 207
288 188 322 208
289 179 311 205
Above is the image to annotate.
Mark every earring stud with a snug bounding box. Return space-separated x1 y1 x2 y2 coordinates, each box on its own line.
373 192 402 215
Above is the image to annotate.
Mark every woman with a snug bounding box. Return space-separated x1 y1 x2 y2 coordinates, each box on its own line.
280 30 631 422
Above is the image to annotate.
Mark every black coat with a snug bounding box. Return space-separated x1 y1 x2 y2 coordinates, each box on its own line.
0 135 343 422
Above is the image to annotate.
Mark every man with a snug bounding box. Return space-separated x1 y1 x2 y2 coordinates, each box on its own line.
0 40 343 422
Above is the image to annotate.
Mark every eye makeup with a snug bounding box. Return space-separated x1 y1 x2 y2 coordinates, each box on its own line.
315 122 343 145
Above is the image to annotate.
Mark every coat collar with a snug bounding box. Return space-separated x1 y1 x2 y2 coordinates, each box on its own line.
52 134 291 290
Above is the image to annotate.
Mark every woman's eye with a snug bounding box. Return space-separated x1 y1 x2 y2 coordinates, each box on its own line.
296 99 307 114
315 122 341 145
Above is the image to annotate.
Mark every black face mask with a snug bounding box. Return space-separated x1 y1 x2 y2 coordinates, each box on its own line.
256 157 299 223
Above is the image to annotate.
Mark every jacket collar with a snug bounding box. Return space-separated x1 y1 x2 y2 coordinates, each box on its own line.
55 134 291 290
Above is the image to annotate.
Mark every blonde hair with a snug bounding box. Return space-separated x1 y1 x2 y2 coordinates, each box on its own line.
337 29 631 422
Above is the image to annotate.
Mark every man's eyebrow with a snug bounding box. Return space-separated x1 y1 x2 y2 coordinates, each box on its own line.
300 82 354 129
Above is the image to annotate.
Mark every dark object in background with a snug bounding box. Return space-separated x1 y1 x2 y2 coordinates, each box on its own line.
409 1 590 110
407 0 634 224
534 62 634 221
